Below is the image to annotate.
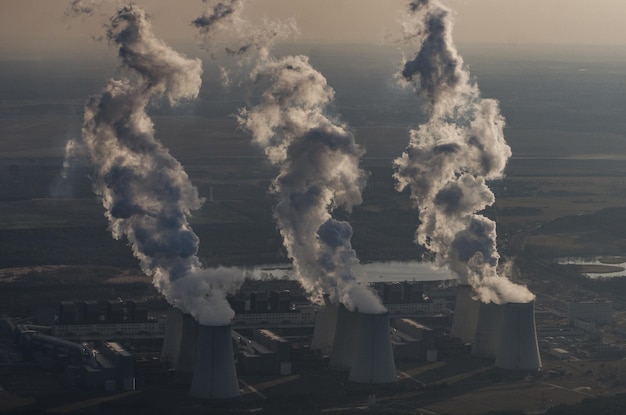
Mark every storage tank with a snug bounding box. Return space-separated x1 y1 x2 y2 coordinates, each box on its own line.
311 296 338 355
450 284 480 344
348 312 397 384
328 304 359 371
495 302 542 370
472 301 505 358
189 324 240 399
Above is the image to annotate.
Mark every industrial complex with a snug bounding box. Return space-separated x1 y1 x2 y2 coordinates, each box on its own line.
2 276 626 414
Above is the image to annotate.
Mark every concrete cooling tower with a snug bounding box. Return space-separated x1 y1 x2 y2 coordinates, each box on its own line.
495 302 542 371
472 302 505 359
160 307 198 372
348 312 397 384
189 324 240 399
311 298 339 356
161 307 183 367
450 284 480 344
176 313 199 373
329 304 360 371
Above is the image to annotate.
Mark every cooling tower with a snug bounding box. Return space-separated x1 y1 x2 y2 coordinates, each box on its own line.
161 307 183 367
472 302 505 358
175 313 199 373
348 312 397 384
450 284 480 344
328 304 360 371
189 324 240 399
495 302 541 371
311 297 339 355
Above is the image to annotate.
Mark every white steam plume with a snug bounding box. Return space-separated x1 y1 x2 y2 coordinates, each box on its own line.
394 0 534 304
193 1 382 313
63 5 242 325
238 55 385 313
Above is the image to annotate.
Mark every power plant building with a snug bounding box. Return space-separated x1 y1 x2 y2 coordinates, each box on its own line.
567 301 613 325
53 299 161 339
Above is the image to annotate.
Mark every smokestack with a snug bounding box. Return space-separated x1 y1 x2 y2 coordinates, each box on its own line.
348 312 397 384
190 324 240 399
311 297 339 355
449 284 480 344
472 301 505 358
495 302 541 371
328 304 360 371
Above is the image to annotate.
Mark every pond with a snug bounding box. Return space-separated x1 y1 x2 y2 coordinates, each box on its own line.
556 256 626 279
241 260 457 283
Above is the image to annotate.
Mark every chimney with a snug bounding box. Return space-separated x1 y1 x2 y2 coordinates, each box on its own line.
450 284 480 344
348 312 397 384
311 296 338 356
472 302 505 359
495 302 542 371
328 304 360 371
189 324 240 399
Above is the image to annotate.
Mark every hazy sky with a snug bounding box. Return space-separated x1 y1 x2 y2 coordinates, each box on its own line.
1 0 626 59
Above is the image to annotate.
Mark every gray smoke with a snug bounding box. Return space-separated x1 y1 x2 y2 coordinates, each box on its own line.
65 0 101 17
394 0 533 304
63 5 242 325
193 0 296 59
238 55 385 314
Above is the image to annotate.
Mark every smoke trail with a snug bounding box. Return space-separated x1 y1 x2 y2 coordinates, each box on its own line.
237 55 385 314
394 0 534 304
192 0 296 58
65 0 101 17
63 5 242 325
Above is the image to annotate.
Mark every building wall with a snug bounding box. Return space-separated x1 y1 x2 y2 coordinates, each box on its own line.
567 301 613 325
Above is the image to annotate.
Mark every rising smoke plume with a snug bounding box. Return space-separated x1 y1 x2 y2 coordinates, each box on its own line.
237 55 385 313
63 4 242 325
192 0 296 58
394 0 534 304
193 0 385 313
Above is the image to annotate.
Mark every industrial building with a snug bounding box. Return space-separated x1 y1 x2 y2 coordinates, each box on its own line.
567 300 613 325
53 299 164 339
12 322 135 393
